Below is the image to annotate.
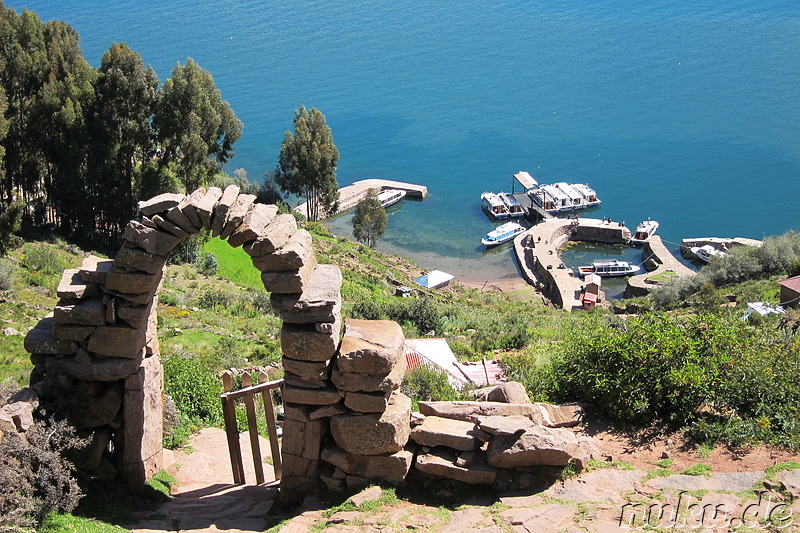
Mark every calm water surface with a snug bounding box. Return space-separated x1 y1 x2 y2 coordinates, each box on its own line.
11 0 800 287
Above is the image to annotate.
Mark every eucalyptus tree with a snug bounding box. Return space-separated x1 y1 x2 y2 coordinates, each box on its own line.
89 42 159 235
274 106 339 221
153 58 242 192
352 188 387 248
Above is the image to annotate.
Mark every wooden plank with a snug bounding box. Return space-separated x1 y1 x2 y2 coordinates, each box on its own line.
220 378 283 401
221 371 244 484
241 373 265 484
259 371 282 480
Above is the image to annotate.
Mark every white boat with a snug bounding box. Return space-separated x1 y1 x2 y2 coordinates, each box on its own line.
571 183 602 207
481 192 510 219
482 222 526 247
377 188 406 208
630 219 659 245
554 182 587 209
541 184 572 211
499 192 525 217
691 245 727 263
578 259 641 277
529 188 560 214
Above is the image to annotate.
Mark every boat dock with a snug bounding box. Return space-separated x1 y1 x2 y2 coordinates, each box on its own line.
625 236 696 298
294 179 427 219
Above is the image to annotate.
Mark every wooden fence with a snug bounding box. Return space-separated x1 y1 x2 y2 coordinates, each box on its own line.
220 368 283 485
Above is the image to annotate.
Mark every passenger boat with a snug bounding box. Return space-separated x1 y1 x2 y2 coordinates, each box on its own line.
482 222 526 247
577 259 641 277
691 245 727 263
499 192 525 217
529 188 560 214
554 182 587 209
571 183 602 207
377 188 406 208
630 219 659 245
481 192 510 219
541 185 572 211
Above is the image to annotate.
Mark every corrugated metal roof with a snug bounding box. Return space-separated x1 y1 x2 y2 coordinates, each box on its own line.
404 338 505 387
779 275 800 293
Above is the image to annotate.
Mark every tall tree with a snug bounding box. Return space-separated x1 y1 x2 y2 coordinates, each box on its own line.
89 42 159 235
274 106 339 221
352 189 387 248
153 58 242 192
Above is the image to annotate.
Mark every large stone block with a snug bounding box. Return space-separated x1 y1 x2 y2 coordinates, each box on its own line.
178 188 207 229
25 316 77 354
105 270 161 294
284 372 327 389
87 324 147 358
330 391 411 455
57 269 100 299
486 425 579 468
415 448 497 485
164 205 199 234
344 391 390 413
72 381 124 429
44 353 143 381
469 381 531 404
152 214 189 238
137 193 185 216
123 354 163 465
79 255 114 285
54 298 106 326
211 184 240 237
114 245 168 275
195 187 223 230
281 318 341 362
321 444 413 484
283 384 341 405
410 416 483 451
331 353 406 393
251 229 312 272
219 194 256 239
271 264 342 324
52 324 96 342
124 220 181 256
227 203 278 247
260 254 317 294
418 401 548 426
282 417 327 461
336 319 404 374
282 356 332 381
242 213 297 257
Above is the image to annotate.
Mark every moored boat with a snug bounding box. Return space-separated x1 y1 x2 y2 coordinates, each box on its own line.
499 192 525 217
481 192 510 219
554 182 587 209
577 259 641 277
630 219 659 245
571 183 602 207
691 244 727 263
482 221 526 247
377 188 406 208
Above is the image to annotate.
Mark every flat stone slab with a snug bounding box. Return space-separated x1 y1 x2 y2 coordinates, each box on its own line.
499 504 574 531
470 382 531 404
486 425 580 468
418 401 547 425
321 445 413 484
415 448 497 485
645 471 765 492
546 469 645 504
410 416 483 451
336 319 405 374
330 392 411 455
271 265 342 324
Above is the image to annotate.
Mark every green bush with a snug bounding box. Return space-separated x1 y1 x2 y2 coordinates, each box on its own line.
21 243 69 275
401 366 461 405
197 287 235 309
197 252 219 276
163 355 223 429
0 257 15 290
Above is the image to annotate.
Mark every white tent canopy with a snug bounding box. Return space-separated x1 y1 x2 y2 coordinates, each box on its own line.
414 270 454 289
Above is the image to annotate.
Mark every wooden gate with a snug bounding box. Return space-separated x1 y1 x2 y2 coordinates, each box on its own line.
219 368 283 485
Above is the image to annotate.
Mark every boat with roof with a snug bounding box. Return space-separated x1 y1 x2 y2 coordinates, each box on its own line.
577 259 641 277
481 192 510 219
570 183 601 207
377 188 406 208
499 192 525 217
690 244 727 263
630 219 659 245
482 221 526 247
554 182 588 209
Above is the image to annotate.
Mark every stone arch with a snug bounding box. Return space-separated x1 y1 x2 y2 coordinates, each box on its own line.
24 185 348 492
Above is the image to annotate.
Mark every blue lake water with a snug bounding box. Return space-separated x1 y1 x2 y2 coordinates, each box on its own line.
10 0 800 284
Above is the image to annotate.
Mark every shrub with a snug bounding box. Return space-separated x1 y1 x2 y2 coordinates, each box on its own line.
401 366 460 404
197 287 235 309
0 382 84 530
21 243 69 275
0 257 15 291
197 252 219 276
163 355 223 428
171 231 209 265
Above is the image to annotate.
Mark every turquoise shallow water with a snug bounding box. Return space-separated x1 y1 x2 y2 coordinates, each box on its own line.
10 0 800 284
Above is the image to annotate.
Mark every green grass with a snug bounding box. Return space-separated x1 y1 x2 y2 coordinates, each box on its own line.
38 513 130 533
203 236 263 290
681 463 712 477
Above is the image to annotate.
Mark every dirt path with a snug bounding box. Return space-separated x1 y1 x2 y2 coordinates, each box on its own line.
125 427 800 532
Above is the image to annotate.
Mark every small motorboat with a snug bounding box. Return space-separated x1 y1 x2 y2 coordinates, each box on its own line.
499 192 525 217
377 188 406 208
630 219 659 245
691 245 727 263
577 259 641 277
482 222 526 247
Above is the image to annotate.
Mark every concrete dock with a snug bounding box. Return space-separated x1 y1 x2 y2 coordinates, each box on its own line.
625 236 696 298
294 179 427 219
